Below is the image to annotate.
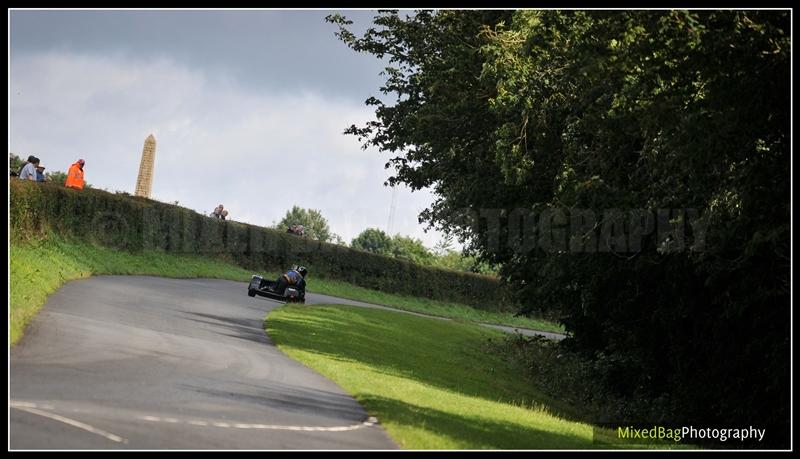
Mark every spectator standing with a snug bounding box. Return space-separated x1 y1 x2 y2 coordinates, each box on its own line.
17 155 36 176
18 157 39 181
35 164 47 182
65 159 86 190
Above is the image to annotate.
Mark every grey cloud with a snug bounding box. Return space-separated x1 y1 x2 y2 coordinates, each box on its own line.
10 9 390 100
10 50 448 248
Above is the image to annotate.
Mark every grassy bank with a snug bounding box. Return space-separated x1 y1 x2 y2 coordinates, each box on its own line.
310 277 564 333
267 304 592 449
267 305 690 449
10 235 562 346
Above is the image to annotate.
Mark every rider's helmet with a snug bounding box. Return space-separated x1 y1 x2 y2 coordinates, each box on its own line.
297 266 308 277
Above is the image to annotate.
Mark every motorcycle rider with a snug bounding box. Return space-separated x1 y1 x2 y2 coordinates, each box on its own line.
272 266 308 295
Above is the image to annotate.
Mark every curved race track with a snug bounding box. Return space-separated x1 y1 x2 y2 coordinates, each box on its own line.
10 276 399 450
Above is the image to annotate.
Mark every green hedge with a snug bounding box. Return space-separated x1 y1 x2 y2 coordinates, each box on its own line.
10 180 510 308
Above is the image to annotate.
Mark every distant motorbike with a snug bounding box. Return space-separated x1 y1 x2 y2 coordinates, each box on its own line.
247 275 305 304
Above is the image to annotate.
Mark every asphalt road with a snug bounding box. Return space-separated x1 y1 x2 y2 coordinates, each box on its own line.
10 276 399 450
10 275 563 450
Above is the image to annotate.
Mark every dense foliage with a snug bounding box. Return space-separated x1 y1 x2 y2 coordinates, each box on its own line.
272 204 338 243
351 227 395 255
9 153 24 173
352 227 498 274
351 227 435 264
329 10 790 446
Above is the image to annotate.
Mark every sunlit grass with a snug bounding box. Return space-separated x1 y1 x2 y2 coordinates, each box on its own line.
267 304 592 449
309 277 564 333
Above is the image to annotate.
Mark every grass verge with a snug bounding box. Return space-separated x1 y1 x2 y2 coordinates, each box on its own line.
267 304 592 449
309 277 564 333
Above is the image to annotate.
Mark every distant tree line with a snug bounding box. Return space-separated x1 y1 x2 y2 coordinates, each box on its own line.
274 205 497 275
351 227 497 275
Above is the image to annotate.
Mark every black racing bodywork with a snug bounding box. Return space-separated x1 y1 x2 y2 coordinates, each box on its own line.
247 275 305 304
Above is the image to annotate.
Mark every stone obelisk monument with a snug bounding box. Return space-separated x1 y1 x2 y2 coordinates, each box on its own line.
135 134 156 198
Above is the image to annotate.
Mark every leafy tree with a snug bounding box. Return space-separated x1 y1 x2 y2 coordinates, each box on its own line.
330 234 347 246
431 234 498 275
45 170 68 184
389 234 435 265
432 234 455 256
350 227 435 264
351 227 394 255
353 227 492 273
329 10 790 446
9 153 24 174
433 250 498 275
273 205 337 242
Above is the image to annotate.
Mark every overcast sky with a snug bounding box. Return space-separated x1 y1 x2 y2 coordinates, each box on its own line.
9 9 452 249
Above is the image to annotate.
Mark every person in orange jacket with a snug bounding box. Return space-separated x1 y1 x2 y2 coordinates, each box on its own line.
65 159 85 190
